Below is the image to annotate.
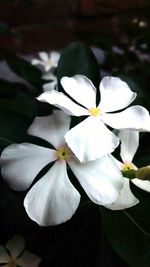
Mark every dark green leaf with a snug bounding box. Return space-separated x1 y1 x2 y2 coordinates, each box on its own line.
2 50 43 89
100 183 150 267
57 42 100 89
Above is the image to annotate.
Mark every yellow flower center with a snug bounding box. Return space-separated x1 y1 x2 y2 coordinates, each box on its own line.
47 59 53 67
122 162 136 172
89 108 102 117
8 258 17 267
57 146 72 161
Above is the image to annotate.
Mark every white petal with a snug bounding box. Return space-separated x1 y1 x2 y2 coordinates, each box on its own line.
61 75 96 109
17 250 41 267
68 154 123 205
6 235 25 258
31 59 43 66
118 129 139 163
1 143 56 191
105 178 139 210
24 161 80 226
102 105 150 131
65 116 119 162
43 81 57 91
42 72 57 81
39 52 49 62
132 179 150 193
37 90 89 116
99 76 137 112
28 110 70 148
50 51 60 66
0 245 9 263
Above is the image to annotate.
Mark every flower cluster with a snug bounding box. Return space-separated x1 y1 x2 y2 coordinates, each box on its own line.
0 74 150 226
32 51 60 91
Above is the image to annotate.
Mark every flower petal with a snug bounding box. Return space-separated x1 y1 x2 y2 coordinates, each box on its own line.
50 51 60 66
39 52 49 62
31 59 43 66
6 235 25 258
102 105 150 131
105 178 139 210
65 116 119 162
99 76 136 112
68 154 123 205
118 129 139 163
43 81 57 91
24 161 80 226
1 143 56 191
28 110 71 148
61 75 96 109
37 90 89 116
42 72 57 81
17 250 41 267
132 179 150 193
0 245 9 263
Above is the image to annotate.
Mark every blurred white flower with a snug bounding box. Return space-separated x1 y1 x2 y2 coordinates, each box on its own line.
42 73 58 91
0 235 41 267
37 75 150 162
31 51 60 72
0 110 123 226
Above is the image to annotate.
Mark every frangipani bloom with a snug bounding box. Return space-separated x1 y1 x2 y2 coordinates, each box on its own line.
0 110 123 226
0 235 41 267
106 129 150 210
37 75 150 162
31 51 60 72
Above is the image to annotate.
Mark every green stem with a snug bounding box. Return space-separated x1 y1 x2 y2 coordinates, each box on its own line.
123 210 150 239
0 137 13 144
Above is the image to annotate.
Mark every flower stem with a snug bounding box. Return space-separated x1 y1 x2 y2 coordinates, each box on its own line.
123 210 150 239
0 137 13 144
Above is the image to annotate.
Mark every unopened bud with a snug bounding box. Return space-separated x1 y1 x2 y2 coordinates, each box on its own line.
135 165 150 180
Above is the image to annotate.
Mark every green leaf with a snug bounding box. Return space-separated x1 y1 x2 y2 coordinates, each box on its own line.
57 42 100 89
100 183 150 267
1 49 43 89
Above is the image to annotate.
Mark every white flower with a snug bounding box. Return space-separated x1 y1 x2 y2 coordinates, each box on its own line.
31 51 60 72
37 75 150 162
106 129 150 210
0 235 41 267
0 110 123 226
42 73 58 91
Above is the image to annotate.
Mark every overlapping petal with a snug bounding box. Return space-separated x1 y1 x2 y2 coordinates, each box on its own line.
28 110 71 148
6 235 25 259
105 178 139 210
61 75 96 109
1 143 56 191
37 90 89 116
118 129 139 163
24 161 80 226
65 116 119 162
17 251 41 267
99 76 136 112
68 154 123 205
102 105 150 131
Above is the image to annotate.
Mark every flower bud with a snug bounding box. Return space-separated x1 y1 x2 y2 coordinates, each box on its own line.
135 165 150 180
